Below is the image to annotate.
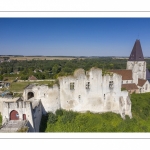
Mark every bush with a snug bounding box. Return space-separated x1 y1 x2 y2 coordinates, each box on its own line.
17 127 28 132
55 109 63 117
48 112 57 124
121 87 126 91
40 93 150 132
0 75 3 81
61 110 77 124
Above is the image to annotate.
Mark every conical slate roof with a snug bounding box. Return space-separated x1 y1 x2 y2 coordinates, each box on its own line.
128 39 144 61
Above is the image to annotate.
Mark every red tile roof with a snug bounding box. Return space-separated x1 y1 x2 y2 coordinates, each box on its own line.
122 83 138 90
28 75 37 80
137 78 147 87
109 69 133 80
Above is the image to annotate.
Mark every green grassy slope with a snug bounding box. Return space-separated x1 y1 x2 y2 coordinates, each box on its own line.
40 93 150 132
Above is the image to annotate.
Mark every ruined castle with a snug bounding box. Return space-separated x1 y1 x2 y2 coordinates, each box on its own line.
0 39 150 132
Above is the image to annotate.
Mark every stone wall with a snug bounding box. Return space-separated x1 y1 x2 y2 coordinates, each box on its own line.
23 85 60 114
0 67 133 133
127 61 146 82
59 67 132 118
138 80 150 93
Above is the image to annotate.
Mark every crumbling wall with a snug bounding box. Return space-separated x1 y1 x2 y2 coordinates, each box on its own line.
58 68 132 118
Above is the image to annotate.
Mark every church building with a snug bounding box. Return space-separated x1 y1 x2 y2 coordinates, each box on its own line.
111 39 150 93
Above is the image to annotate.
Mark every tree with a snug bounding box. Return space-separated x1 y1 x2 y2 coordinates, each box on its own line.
52 64 59 74
0 75 3 81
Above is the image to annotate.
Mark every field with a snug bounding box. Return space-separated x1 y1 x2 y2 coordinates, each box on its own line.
9 80 55 92
3 77 16 82
7 56 81 61
40 92 150 132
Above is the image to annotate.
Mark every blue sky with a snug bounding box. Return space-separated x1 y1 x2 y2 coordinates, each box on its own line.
0 18 150 56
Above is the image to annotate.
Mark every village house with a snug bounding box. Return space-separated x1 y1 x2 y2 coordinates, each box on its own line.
28 75 37 81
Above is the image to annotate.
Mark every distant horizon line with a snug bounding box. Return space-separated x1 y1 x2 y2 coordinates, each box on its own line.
0 55 150 58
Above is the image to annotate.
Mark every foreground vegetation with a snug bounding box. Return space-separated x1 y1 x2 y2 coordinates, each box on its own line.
40 92 150 132
17 127 29 132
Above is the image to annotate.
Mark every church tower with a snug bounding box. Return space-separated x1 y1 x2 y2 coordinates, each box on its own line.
127 39 146 84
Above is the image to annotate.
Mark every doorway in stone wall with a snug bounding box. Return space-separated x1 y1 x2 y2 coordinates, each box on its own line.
10 110 19 120
23 114 26 120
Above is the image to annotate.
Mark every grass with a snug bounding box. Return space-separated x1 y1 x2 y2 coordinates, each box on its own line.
9 56 79 61
3 77 16 82
9 80 55 92
9 82 31 92
40 92 150 132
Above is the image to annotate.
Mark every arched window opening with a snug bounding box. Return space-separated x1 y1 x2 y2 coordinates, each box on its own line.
27 92 34 100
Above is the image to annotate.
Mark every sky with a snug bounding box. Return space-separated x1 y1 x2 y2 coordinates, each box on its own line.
0 18 150 57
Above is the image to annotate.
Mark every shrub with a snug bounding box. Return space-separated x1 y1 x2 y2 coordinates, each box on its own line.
121 87 126 91
40 93 150 132
61 110 77 124
55 109 63 117
17 127 28 132
48 83 53 88
48 112 57 124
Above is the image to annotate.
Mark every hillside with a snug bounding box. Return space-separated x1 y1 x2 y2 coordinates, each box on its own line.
40 92 150 132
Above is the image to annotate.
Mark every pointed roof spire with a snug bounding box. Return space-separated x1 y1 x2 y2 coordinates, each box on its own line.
128 39 144 61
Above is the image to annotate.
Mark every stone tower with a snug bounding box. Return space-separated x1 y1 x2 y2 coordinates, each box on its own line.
126 39 146 84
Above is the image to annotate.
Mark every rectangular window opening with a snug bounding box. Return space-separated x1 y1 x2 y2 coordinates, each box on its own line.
70 82 75 90
109 81 114 89
145 84 148 90
86 82 90 89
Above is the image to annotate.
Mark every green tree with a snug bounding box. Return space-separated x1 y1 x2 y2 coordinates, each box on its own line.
0 75 3 81
52 64 59 74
